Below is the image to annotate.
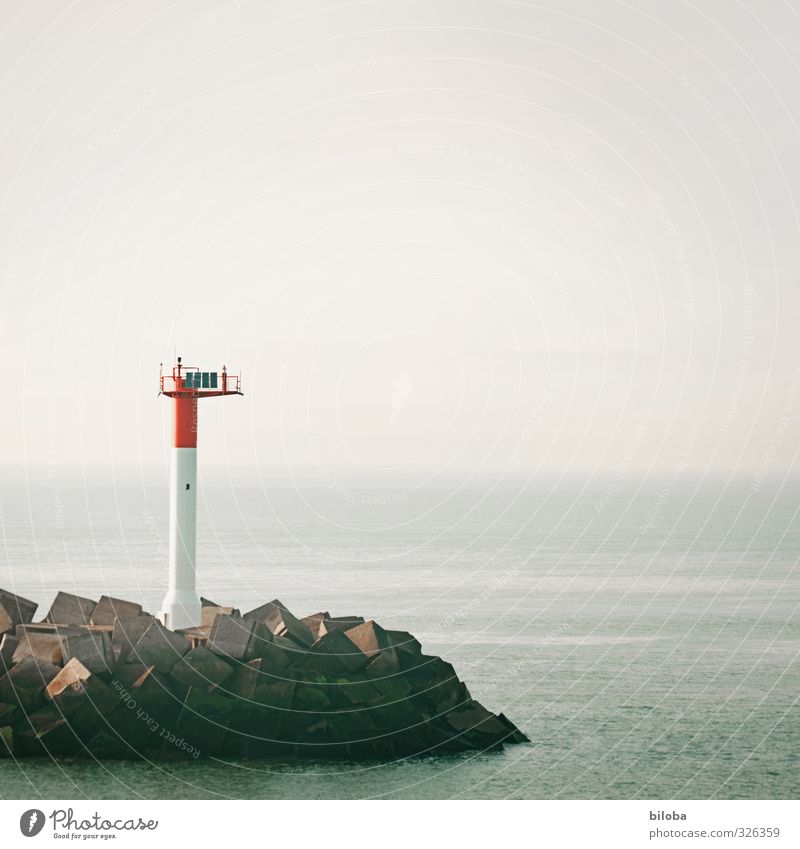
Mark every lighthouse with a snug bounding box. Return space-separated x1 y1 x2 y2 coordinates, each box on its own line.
159 357 242 630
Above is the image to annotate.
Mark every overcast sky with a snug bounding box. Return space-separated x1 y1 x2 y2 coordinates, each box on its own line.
1 0 798 480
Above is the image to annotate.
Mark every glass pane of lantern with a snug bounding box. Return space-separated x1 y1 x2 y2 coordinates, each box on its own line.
210 372 218 388
202 372 209 388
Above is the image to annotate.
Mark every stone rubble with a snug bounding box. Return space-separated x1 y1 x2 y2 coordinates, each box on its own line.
0 589 529 760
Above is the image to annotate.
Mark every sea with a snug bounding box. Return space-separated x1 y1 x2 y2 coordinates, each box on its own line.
1 468 797 799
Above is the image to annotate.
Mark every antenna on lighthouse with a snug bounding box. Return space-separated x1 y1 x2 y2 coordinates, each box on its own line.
158 357 243 630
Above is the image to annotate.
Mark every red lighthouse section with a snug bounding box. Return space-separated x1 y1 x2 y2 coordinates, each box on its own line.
160 360 242 449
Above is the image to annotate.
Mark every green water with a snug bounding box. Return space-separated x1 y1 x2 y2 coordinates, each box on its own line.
1 473 797 798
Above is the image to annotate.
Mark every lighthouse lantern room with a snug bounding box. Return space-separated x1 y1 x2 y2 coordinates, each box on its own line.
159 357 242 630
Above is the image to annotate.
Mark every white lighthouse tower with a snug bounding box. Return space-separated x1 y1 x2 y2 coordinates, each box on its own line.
159 357 242 630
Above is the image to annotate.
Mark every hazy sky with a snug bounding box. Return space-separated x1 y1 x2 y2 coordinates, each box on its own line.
1 0 798 479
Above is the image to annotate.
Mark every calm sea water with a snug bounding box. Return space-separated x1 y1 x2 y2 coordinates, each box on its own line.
1 468 798 799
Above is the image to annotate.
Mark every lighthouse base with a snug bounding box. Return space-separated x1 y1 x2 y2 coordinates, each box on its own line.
160 589 201 631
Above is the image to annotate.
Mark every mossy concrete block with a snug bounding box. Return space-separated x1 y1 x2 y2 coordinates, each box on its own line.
369 671 414 702
365 646 402 678
0 701 18 725
0 656 60 711
254 679 295 711
384 630 422 660
228 658 267 700
446 700 511 743
497 713 529 743
12 706 74 757
45 658 119 720
127 623 191 673
61 630 114 675
170 646 234 691
207 614 255 661
46 591 97 626
174 688 232 756
90 595 143 627
0 725 12 756
403 655 468 711
12 632 64 666
109 663 184 746
336 677 383 706
257 633 308 672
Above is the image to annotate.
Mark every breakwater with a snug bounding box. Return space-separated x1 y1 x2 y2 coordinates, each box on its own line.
0 589 527 760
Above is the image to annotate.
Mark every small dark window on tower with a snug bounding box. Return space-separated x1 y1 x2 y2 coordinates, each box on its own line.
186 483 190 490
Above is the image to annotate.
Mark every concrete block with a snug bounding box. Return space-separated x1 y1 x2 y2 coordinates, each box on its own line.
241 598 286 624
258 633 310 672
365 646 402 677
271 606 315 648
0 606 12 638
300 611 329 637
445 701 510 742
19 665 118 757
46 658 118 718
112 614 156 663
46 591 97 626
383 629 422 659
243 622 272 661
14 622 61 636
243 599 316 648
127 623 191 673
9 706 71 756
0 656 60 711
170 646 234 691
318 616 364 636
12 632 64 666
368 666 414 702
306 628 369 673
174 688 232 756
0 589 38 632
108 663 184 746
344 620 388 658
0 702 18 726
228 658 268 700
90 595 142 627
254 679 295 714
335 678 383 706
112 662 182 711
0 725 11 756
0 635 18 672
201 605 237 628
497 713 529 743
61 630 114 676
400 654 469 713
113 661 157 691
206 614 255 661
